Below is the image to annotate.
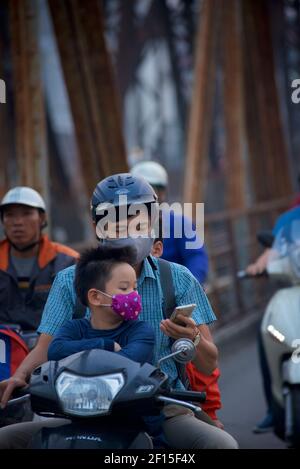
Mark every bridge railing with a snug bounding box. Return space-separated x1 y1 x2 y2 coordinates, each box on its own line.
204 197 293 328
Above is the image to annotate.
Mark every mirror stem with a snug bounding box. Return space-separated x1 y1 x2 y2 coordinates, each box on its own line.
157 347 188 368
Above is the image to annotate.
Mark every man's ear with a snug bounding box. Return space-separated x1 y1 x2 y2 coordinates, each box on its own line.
39 212 47 229
87 288 103 306
151 240 164 258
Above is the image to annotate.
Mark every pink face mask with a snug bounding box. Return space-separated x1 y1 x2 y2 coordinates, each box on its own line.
99 290 142 321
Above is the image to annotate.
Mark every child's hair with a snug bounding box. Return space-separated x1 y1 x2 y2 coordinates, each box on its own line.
75 245 136 306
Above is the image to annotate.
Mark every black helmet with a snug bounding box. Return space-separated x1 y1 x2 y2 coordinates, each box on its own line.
91 173 158 222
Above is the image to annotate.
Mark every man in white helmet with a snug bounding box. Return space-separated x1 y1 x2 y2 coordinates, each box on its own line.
0 187 79 332
131 161 209 284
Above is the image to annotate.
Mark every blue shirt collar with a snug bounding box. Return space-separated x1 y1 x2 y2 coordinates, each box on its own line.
138 255 157 287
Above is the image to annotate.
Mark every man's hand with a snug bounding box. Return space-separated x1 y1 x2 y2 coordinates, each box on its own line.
0 376 28 409
161 315 218 375
160 315 197 341
246 249 271 276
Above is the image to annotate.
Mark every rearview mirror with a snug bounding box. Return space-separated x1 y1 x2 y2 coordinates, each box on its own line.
157 338 196 369
171 338 196 364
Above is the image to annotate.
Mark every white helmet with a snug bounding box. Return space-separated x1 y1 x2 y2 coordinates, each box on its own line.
130 161 168 188
0 186 46 213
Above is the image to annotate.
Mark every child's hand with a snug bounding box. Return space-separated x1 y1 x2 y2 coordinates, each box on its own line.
114 342 121 352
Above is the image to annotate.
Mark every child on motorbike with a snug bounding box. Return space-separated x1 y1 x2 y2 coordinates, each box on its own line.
48 245 165 446
48 245 155 363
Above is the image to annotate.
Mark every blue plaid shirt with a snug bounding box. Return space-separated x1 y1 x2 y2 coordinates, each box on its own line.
38 256 216 389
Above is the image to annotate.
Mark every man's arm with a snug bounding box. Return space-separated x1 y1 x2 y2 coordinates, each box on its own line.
37 267 77 336
246 248 271 276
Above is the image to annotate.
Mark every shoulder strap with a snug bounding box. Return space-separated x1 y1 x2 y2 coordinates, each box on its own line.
158 258 176 319
158 258 190 389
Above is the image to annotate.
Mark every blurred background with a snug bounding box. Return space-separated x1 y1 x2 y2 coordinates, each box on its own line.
0 0 300 330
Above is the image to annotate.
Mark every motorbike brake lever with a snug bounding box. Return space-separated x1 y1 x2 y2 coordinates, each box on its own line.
5 394 30 408
156 395 202 417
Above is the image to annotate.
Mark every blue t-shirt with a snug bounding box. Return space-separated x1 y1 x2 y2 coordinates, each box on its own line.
48 318 155 364
273 207 300 237
161 211 209 284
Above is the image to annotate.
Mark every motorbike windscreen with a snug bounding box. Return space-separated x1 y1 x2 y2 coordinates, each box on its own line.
267 219 300 279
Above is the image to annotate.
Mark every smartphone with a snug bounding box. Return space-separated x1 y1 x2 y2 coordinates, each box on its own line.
169 304 196 326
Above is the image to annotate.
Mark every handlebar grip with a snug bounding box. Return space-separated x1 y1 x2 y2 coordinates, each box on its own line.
11 386 29 399
237 270 268 279
165 389 206 403
237 270 248 279
6 394 30 408
3 388 30 409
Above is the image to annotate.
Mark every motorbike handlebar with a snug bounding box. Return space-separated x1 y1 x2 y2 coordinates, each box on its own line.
163 389 206 403
237 270 268 280
5 394 30 408
3 387 30 408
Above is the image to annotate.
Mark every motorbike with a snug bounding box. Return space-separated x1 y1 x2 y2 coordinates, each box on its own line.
238 220 300 447
5 338 206 449
0 323 38 426
0 322 38 351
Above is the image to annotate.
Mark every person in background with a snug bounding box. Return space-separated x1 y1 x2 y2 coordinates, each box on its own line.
246 204 300 433
130 161 209 284
0 186 79 331
246 205 300 276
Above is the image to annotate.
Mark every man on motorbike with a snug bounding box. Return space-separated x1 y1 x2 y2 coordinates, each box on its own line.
246 204 300 433
246 205 300 276
0 186 79 331
0 174 238 449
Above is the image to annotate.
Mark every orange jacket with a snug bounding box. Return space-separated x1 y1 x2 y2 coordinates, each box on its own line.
186 363 222 420
0 235 79 330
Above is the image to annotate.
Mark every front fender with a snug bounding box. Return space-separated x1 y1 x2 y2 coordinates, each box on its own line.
282 359 300 385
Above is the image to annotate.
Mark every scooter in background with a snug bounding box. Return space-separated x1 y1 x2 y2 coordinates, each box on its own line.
239 220 300 447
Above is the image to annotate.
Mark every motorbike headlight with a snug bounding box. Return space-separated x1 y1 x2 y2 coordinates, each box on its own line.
55 372 125 417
